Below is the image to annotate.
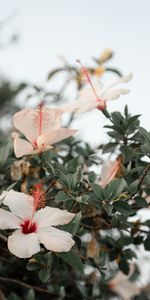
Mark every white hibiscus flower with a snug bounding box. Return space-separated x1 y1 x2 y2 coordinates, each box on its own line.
12 104 77 158
61 60 132 113
0 189 75 258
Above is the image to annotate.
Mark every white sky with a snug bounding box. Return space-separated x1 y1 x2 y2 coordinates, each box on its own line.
0 0 150 144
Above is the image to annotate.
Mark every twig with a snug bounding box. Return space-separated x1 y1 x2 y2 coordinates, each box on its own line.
0 277 51 295
138 163 150 188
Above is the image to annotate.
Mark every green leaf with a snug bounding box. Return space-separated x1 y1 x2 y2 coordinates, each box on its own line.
91 183 104 200
25 289 35 300
114 201 133 216
104 178 126 200
8 294 22 300
38 268 50 283
135 196 148 208
63 212 82 235
123 248 137 259
102 202 113 216
128 179 139 194
144 234 150 251
55 191 72 203
27 262 40 271
102 142 118 154
0 143 11 168
139 127 150 143
118 254 130 275
88 171 97 182
58 250 84 273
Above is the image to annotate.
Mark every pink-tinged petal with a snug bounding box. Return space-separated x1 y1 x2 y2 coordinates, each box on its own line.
38 227 75 252
61 100 98 113
100 160 120 188
0 209 20 229
43 108 63 132
35 206 75 228
8 230 40 258
13 137 36 158
39 128 77 147
3 190 34 219
13 108 39 143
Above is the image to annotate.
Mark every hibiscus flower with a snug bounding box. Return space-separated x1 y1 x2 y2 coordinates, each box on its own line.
0 187 75 258
61 60 132 113
12 104 77 158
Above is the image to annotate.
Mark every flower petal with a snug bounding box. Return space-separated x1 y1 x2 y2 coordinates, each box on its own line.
38 227 75 252
43 108 63 132
0 209 20 229
3 190 34 219
102 88 130 101
13 108 39 144
35 206 75 228
61 100 98 113
0 190 11 204
12 136 36 158
40 128 77 146
102 73 133 96
8 230 40 258
100 160 120 187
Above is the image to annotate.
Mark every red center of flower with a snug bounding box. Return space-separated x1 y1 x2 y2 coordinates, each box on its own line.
21 219 37 234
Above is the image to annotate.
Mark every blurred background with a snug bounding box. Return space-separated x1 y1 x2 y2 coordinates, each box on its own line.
0 0 150 144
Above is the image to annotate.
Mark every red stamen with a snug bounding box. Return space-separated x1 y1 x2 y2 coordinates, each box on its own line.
27 184 46 229
37 102 44 136
76 59 100 101
31 183 46 211
21 219 37 234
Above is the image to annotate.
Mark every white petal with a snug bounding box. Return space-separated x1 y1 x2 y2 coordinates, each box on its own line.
39 128 77 146
0 190 10 204
103 88 130 101
38 227 75 252
8 230 40 258
3 190 34 219
12 136 36 158
61 99 98 114
0 209 20 229
13 108 39 144
35 206 75 228
102 73 133 96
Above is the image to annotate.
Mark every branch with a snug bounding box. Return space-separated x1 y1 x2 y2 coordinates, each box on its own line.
138 163 150 188
0 277 51 295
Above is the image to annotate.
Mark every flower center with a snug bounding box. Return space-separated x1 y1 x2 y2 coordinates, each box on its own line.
21 219 37 234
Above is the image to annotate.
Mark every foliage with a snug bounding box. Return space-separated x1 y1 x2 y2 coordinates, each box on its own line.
0 50 150 300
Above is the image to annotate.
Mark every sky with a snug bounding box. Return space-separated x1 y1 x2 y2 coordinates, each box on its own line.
0 0 150 144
